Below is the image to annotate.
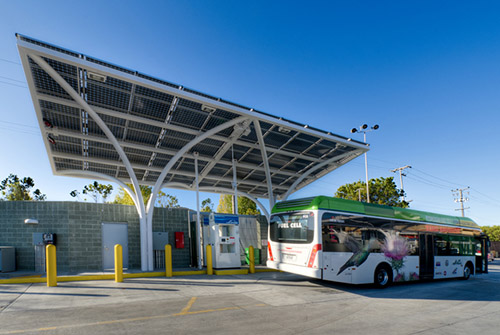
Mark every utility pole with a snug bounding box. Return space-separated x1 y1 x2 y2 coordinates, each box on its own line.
452 187 470 217
391 165 411 201
356 188 363 202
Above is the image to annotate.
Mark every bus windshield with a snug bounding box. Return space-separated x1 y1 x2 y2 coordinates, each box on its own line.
270 212 314 244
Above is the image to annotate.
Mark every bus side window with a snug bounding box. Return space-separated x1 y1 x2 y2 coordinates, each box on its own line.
400 234 419 255
361 230 384 252
322 224 351 252
435 235 452 256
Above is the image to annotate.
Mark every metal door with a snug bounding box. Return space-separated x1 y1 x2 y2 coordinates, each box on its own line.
102 223 128 270
476 236 489 274
190 219 198 267
419 234 434 279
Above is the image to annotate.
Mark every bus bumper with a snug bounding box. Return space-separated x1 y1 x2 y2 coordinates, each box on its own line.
267 261 322 279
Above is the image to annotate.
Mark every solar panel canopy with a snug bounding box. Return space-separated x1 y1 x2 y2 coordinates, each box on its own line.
17 34 368 201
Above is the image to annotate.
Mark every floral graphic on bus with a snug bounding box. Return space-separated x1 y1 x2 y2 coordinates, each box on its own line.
409 272 419 281
382 234 409 282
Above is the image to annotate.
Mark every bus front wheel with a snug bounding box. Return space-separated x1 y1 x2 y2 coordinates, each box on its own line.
374 264 392 288
463 262 473 280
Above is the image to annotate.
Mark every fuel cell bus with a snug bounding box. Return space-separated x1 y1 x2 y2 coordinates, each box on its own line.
267 196 489 287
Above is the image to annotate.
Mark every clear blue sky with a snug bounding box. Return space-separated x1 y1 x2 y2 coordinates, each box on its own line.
1 1 499 226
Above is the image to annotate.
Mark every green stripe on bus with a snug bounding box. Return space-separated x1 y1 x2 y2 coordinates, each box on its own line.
272 196 479 228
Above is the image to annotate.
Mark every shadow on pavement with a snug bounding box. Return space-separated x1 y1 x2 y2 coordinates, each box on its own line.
0 290 109 297
59 284 179 292
307 273 500 302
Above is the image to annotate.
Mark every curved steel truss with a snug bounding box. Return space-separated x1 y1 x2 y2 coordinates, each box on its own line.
17 34 368 270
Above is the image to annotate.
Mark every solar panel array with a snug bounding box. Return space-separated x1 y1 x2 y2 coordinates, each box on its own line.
18 34 368 199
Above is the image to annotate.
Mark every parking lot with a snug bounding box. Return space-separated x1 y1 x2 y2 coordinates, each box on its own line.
1 261 500 335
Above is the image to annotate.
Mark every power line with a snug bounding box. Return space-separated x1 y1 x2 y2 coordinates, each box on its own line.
369 159 468 188
0 80 27 89
468 194 500 208
411 167 467 188
0 75 26 84
406 169 455 188
0 120 39 129
0 126 40 136
469 187 500 205
405 173 451 190
0 119 41 136
0 57 21 66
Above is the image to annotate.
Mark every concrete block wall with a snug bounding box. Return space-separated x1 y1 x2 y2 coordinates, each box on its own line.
0 201 191 272
66 202 141 272
0 201 70 272
152 207 190 268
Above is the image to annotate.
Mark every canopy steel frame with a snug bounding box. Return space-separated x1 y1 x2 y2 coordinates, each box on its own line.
18 35 368 271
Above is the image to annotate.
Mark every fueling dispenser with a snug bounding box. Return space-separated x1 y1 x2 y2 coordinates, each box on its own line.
203 213 240 269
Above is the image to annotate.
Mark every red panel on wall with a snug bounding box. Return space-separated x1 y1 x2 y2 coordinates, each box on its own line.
175 232 184 249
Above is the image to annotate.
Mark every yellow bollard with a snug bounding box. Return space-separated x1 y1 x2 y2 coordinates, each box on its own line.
114 244 123 283
165 244 172 277
206 245 213 275
249 245 255 274
46 244 57 287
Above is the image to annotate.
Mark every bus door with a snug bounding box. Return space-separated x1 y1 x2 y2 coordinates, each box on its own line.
419 234 434 279
475 236 489 274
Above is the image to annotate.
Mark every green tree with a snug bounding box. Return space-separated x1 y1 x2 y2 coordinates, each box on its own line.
0 174 46 201
71 181 113 203
335 177 409 208
113 184 152 206
156 191 180 208
217 194 261 215
201 198 214 212
113 185 180 208
481 226 500 242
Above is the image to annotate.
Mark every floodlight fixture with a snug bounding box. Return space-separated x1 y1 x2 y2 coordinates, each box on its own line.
349 123 380 204
47 135 56 145
43 118 53 128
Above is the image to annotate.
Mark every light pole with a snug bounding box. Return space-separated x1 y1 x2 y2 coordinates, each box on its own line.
351 124 379 203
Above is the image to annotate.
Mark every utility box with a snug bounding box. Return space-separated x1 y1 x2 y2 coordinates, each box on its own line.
0 246 15 272
245 247 260 265
203 213 241 269
153 232 169 270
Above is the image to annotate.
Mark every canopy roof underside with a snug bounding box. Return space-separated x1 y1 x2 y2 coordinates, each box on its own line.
17 34 368 200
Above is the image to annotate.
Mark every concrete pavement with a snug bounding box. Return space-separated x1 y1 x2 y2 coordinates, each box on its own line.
1 262 500 334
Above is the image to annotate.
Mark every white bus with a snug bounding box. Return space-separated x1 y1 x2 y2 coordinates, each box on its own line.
267 196 489 288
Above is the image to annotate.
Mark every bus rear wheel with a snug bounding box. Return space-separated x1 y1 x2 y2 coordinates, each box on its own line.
374 264 392 288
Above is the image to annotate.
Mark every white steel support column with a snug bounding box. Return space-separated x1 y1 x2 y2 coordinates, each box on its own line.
253 119 275 209
144 116 249 270
194 152 202 269
146 116 248 214
232 159 238 215
29 54 149 271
